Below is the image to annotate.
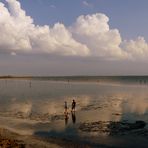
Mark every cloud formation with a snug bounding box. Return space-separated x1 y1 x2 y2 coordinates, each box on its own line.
0 0 148 60
122 37 148 60
82 1 93 8
0 0 89 56
50 5 56 9
71 13 128 59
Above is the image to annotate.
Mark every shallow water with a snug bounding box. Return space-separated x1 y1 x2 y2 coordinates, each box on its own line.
0 79 148 146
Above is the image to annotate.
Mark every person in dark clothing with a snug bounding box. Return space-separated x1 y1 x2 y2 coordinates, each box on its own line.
71 99 76 112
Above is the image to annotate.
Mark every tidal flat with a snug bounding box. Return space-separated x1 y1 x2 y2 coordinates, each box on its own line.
0 77 148 147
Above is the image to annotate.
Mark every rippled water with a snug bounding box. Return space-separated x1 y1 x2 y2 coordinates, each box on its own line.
0 79 148 145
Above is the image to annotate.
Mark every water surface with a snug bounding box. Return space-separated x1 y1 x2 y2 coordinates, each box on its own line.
0 78 148 146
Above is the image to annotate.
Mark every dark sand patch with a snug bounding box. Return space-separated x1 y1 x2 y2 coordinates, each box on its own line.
79 120 147 136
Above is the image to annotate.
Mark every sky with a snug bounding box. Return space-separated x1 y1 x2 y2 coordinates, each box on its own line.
0 0 148 76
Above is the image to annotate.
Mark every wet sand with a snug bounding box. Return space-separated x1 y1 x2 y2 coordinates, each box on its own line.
0 128 61 148
0 119 148 148
34 120 148 148
0 127 96 148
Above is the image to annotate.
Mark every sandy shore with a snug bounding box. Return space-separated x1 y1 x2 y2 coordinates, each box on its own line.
0 128 96 148
0 128 61 148
0 120 148 148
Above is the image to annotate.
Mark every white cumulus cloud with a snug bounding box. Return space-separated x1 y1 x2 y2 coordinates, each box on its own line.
122 37 148 60
0 0 148 61
0 0 89 56
71 13 128 59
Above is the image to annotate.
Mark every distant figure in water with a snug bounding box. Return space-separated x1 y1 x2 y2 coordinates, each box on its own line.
64 101 68 113
71 99 76 112
71 111 76 124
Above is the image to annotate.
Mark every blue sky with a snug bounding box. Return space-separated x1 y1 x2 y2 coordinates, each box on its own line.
15 0 148 40
2 0 148 39
0 0 148 75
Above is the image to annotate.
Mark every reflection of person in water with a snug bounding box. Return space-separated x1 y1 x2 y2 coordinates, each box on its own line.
64 101 68 113
64 101 69 125
65 112 69 125
71 99 76 112
71 112 76 124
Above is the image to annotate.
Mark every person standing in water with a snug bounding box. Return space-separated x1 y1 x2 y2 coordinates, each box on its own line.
71 99 76 112
64 101 68 113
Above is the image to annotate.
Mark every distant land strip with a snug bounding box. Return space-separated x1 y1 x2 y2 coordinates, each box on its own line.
0 75 148 84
